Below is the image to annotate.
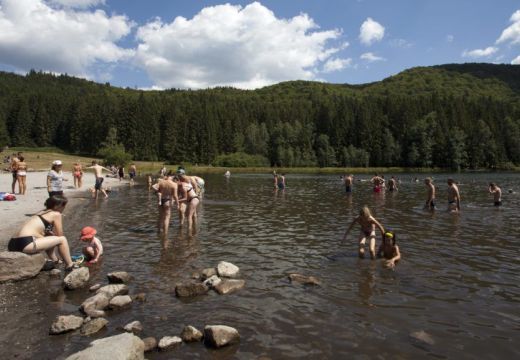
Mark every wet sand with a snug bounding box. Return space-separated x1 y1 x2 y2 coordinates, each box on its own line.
0 171 125 248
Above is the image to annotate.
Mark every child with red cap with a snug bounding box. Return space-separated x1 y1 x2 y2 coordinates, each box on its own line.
80 226 103 264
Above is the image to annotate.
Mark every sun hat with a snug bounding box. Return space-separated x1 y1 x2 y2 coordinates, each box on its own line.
52 160 63 166
80 226 97 240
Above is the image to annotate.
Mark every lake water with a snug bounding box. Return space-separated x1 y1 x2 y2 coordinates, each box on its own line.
1 172 519 359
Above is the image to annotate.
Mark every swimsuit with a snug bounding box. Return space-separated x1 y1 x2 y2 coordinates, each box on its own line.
374 186 381 193
345 185 352 193
494 200 502 206
38 213 55 235
8 236 34 252
17 170 27 176
48 191 63 197
160 197 171 206
129 171 136 179
95 177 104 190
74 171 82 178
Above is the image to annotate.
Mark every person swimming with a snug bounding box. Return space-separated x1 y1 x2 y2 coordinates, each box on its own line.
377 231 401 268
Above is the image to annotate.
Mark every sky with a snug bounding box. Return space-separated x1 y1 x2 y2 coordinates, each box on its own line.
0 0 519 90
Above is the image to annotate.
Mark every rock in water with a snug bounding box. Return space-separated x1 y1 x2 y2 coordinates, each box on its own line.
80 293 110 318
133 293 146 302
89 283 101 292
142 337 157 352
175 282 209 297
410 330 435 345
200 267 217 280
0 252 46 282
109 295 132 309
203 275 222 289
214 279 246 295
50 315 84 335
158 336 182 351
180 325 203 342
65 333 145 360
124 321 143 334
288 273 320 286
204 325 240 348
63 267 90 290
96 284 129 298
81 318 109 336
217 261 239 278
107 271 131 284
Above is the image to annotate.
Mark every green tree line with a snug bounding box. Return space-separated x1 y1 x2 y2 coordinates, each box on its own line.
0 64 519 169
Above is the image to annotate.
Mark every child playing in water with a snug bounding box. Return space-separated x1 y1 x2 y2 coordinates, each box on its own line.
342 206 385 259
377 231 401 268
80 226 103 264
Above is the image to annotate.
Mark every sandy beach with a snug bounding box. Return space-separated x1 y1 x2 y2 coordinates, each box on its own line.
0 171 125 248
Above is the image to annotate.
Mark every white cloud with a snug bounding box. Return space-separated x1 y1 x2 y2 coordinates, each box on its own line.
0 0 133 78
512 55 520 64
134 2 343 89
359 17 385 46
360 52 385 62
322 58 352 73
496 10 520 44
446 34 454 43
49 0 105 8
462 46 498 58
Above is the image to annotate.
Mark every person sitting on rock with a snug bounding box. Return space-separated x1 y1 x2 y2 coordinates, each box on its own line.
8 195 77 271
80 226 103 264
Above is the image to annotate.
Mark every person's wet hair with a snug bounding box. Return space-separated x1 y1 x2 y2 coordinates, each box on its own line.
44 195 68 210
18 156 24 162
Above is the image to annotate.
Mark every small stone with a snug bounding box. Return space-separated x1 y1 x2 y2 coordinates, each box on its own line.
200 268 217 280
63 267 90 290
107 271 131 284
80 293 110 318
83 317 91 324
49 268 62 277
191 271 201 280
203 275 222 289
109 295 132 308
410 330 435 345
49 315 84 335
96 284 129 298
133 293 146 302
142 337 157 352
89 283 101 292
80 318 108 336
175 282 209 297
124 321 143 334
180 325 203 342
217 262 239 278
288 273 320 286
214 279 245 295
158 336 182 351
204 325 240 348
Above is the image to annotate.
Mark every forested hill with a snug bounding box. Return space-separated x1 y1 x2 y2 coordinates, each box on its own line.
0 63 519 169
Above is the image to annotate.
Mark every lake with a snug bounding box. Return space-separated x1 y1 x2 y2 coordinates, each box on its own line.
1 172 519 359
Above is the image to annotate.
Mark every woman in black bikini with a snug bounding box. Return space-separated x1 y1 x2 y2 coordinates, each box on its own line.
177 170 200 233
8 195 76 271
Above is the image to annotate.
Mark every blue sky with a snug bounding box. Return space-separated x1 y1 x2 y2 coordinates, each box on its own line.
0 0 519 89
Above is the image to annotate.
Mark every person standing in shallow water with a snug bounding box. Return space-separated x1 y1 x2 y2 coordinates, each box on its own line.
87 161 111 199
47 160 67 197
72 162 83 188
488 183 502 207
424 177 435 210
342 206 385 259
343 174 354 193
447 178 461 212
156 175 179 234
129 163 137 185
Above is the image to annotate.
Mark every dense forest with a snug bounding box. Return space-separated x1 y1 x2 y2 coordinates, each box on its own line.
0 63 519 169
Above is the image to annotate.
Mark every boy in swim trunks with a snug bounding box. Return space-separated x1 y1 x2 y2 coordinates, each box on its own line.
424 177 436 210
447 178 461 212
80 226 103 264
342 206 385 259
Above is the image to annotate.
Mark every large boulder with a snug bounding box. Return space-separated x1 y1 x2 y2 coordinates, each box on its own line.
217 261 239 278
175 282 209 297
0 251 46 282
81 318 109 336
181 325 203 342
49 315 84 335
214 279 245 295
63 267 90 290
204 325 240 348
158 336 182 351
65 333 145 360
107 271 131 284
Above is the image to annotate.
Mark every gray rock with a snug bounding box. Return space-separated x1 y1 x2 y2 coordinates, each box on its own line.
175 282 209 297
63 267 90 290
288 273 320 286
65 333 145 360
203 275 222 289
96 284 129 298
124 321 143 334
217 261 239 278
49 268 62 277
180 325 203 342
142 337 157 352
80 293 110 318
107 271 131 284
89 283 101 292
109 295 132 308
158 336 182 351
214 279 245 295
0 251 46 282
204 325 240 348
410 330 435 345
50 315 84 335
81 318 108 336
200 267 217 280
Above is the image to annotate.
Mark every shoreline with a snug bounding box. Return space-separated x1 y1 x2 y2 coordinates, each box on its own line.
0 171 127 248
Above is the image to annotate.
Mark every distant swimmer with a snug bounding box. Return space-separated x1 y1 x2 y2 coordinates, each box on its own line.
377 231 401 268
488 183 502 206
370 174 384 193
343 174 354 193
278 173 286 190
87 161 111 199
273 173 278 189
447 178 461 212
342 206 385 259
129 163 137 185
388 176 398 192
224 170 231 177
424 177 436 210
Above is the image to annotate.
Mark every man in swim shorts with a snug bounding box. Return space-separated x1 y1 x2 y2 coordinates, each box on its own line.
87 161 111 199
488 183 502 207
343 174 354 193
424 177 436 210
447 178 461 212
